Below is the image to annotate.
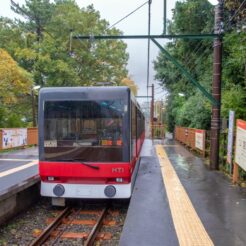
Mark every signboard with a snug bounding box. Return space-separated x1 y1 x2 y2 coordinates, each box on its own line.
235 120 246 171
227 111 235 166
2 128 27 149
195 129 205 151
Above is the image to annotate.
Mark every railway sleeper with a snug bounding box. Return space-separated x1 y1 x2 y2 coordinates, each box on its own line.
45 218 117 226
33 230 112 240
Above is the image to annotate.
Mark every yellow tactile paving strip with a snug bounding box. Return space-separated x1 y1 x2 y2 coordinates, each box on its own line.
156 145 214 246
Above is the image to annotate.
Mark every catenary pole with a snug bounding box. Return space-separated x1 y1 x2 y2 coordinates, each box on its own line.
210 1 223 170
163 0 167 34
147 0 152 97
151 84 154 139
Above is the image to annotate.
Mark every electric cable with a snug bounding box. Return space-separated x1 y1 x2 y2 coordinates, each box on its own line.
224 0 246 30
107 1 149 30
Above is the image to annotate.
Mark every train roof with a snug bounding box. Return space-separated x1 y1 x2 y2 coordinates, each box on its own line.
40 86 130 94
39 86 131 100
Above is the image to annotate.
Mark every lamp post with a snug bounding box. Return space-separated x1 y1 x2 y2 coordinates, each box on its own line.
32 85 41 127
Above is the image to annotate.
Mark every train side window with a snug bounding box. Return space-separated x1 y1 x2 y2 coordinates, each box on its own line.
131 101 136 158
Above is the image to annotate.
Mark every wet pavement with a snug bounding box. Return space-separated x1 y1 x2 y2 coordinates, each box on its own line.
120 139 246 246
0 147 38 195
164 140 246 246
120 139 178 246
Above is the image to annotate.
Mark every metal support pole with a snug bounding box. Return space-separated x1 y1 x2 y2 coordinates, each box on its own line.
163 0 167 34
210 2 223 170
147 0 152 97
31 90 36 127
151 84 154 139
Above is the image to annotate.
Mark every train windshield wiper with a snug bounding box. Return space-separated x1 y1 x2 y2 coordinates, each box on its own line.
57 158 100 170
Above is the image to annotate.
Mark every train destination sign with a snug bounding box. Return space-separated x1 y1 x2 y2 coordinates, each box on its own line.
235 120 246 171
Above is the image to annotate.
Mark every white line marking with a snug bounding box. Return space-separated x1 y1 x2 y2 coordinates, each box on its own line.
0 160 38 178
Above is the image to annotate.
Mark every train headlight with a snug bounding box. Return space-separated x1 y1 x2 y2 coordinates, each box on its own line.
53 184 65 197
104 185 116 198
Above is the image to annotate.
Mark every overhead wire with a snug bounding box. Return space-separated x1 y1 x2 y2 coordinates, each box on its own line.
107 1 149 30
188 43 213 76
224 0 246 30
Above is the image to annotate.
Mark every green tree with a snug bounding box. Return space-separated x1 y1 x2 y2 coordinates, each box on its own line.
7 0 129 87
154 0 214 131
0 49 33 127
11 0 55 41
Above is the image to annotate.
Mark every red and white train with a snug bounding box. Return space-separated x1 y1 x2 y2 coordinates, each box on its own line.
38 87 145 205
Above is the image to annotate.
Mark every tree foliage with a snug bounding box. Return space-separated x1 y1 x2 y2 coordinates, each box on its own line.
0 0 130 127
0 49 33 127
154 0 246 131
6 0 129 87
121 77 138 96
0 49 33 104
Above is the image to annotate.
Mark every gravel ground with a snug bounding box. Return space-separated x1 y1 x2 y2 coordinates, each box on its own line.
0 198 128 246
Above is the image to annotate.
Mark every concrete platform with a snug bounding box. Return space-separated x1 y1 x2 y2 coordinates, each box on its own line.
120 139 246 246
164 140 246 246
0 147 38 195
0 147 40 226
120 140 178 246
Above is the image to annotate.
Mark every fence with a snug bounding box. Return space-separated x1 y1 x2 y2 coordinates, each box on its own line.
0 128 38 150
175 126 206 157
175 124 246 184
152 124 165 139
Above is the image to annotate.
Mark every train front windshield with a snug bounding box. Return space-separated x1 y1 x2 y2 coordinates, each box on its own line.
43 100 126 162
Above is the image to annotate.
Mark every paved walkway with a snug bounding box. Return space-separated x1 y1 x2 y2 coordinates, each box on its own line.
0 147 38 195
120 139 246 246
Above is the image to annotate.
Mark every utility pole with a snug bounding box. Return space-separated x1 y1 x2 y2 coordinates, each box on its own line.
147 0 151 97
163 0 167 34
151 84 154 139
210 1 223 170
32 90 36 127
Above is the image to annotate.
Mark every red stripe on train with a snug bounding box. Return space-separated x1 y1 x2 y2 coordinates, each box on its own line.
39 161 131 178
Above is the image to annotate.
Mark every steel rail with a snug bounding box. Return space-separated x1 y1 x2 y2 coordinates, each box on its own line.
30 207 71 246
84 207 108 246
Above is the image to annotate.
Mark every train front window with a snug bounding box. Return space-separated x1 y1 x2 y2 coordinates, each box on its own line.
43 100 126 162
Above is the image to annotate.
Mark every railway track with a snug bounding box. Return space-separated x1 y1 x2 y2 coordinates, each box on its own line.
30 205 116 246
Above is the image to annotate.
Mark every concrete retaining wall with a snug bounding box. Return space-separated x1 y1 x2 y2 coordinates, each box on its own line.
0 177 40 227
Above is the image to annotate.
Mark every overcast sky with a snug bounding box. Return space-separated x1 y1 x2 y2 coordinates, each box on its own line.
0 0 179 102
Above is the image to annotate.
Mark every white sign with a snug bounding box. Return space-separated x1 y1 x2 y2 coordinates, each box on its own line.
235 120 246 171
195 130 204 151
227 111 235 165
44 140 57 147
2 128 27 149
